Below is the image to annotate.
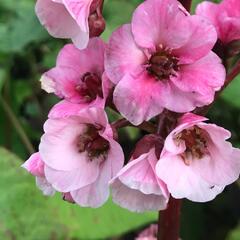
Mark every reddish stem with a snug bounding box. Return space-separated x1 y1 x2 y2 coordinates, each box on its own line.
158 197 182 240
179 0 192 12
224 60 240 88
111 119 156 133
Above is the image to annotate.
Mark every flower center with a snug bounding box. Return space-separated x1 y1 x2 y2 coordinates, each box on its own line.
176 126 208 165
147 48 179 80
75 72 103 102
76 124 110 160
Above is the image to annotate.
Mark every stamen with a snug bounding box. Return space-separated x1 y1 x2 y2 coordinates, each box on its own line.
175 126 208 164
75 72 103 102
147 46 179 80
76 124 110 160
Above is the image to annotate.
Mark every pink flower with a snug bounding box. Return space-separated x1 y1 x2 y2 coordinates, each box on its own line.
41 38 109 110
39 104 124 207
156 113 240 202
36 0 105 49
105 0 225 125
136 224 158 240
196 0 240 44
111 135 169 212
22 153 56 196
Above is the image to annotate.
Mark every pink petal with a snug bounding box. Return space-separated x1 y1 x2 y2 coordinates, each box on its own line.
156 154 224 202
36 176 56 196
56 39 105 75
156 81 207 113
113 71 164 125
196 0 240 43
172 15 217 64
105 24 146 84
36 0 79 38
220 17 240 43
110 149 169 212
43 39 105 103
71 157 111 207
48 99 104 119
71 138 124 207
118 150 167 196
22 152 45 177
39 118 89 171
111 178 168 212
44 163 99 192
132 0 187 50
190 124 240 186
172 52 225 103
62 0 92 32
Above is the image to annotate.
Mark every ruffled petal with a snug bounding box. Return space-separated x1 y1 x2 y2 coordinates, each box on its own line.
36 0 79 38
132 0 187 50
156 154 224 202
105 24 146 84
111 178 168 212
44 163 99 192
172 52 225 103
113 71 164 125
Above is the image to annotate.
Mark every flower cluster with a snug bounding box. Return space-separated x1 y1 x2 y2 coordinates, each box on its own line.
23 0 240 213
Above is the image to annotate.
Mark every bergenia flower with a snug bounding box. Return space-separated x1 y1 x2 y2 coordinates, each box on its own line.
105 0 225 125
36 0 105 49
156 113 240 202
196 0 240 44
111 135 169 212
41 38 110 110
39 104 124 207
22 152 55 196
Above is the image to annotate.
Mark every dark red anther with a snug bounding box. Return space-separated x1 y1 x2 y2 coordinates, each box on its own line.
147 50 179 80
76 124 110 159
76 72 103 102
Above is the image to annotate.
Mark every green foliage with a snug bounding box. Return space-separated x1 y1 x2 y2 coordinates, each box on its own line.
0 147 157 240
227 225 240 240
0 0 240 239
0 1 48 53
221 76 240 108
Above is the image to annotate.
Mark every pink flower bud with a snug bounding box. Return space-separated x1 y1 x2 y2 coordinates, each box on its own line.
111 135 169 212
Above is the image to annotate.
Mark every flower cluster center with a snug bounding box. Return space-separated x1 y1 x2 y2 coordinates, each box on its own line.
147 48 179 80
76 72 103 102
76 124 110 160
176 126 208 165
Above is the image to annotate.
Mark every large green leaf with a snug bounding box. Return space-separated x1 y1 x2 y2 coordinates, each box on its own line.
0 147 157 240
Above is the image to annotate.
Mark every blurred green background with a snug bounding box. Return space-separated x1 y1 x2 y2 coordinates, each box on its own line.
0 0 240 239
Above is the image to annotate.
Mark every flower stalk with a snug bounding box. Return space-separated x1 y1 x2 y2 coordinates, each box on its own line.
158 197 182 240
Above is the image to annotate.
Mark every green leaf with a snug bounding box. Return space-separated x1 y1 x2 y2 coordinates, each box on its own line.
226 225 240 240
221 75 240 108
102 0 142 40
0 147 157 240
0 2 48 53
